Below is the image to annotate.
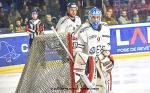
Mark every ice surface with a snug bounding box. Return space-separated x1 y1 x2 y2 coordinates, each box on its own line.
0 56 150 93
112 56 150 93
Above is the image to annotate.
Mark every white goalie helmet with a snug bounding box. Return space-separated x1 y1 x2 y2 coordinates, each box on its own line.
88 7 102 30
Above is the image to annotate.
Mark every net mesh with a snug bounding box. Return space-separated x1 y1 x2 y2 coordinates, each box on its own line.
16 32 75 93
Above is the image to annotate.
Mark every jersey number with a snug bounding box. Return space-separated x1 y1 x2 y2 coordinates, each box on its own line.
89 45 102 54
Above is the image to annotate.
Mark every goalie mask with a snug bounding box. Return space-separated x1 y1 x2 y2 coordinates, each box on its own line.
88 7 102 30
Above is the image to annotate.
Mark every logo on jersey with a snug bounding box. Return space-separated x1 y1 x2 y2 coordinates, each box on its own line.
89 45 102 55
89 35 97 39
97 37 100 41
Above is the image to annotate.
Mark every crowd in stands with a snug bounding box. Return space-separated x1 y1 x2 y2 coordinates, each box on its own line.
0 0 58 33
0 0 150 33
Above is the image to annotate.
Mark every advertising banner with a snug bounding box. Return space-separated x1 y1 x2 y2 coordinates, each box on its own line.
110 23 150 54
0 33 29 67
1 23 150 67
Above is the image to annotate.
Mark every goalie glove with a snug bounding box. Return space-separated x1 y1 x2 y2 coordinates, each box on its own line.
102 58 114 73
99 50 110 60
99 50 114 73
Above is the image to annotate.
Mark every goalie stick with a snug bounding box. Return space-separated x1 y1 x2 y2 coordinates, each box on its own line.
51 26 74 61
51 26 97 93
96 60 109 93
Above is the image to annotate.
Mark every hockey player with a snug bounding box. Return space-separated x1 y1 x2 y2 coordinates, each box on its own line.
74 7 114 93
56 2 81 53
26 9 44 46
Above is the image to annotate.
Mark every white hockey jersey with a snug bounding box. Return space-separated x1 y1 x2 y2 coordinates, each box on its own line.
77 22 111 59
56 15 81 33
56 15 81 50
74 22 112 93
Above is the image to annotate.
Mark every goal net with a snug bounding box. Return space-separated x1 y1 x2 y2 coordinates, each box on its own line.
15 32 76 93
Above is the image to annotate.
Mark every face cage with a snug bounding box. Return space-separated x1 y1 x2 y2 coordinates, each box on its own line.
88 15 101 24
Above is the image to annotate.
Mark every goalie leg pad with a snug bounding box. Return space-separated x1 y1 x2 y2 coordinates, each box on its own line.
74 52 89 76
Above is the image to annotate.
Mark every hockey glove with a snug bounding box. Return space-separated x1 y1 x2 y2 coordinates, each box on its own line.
74 52 89 82
102 59 113 73
99 50 114 73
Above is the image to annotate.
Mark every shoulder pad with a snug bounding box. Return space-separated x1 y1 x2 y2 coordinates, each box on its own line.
79 23 91 33
59 16 69 25
80 26 90 33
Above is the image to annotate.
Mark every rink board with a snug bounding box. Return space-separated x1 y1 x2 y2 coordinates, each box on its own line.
0 23 150 70
110 23 150 54
0 26 150 93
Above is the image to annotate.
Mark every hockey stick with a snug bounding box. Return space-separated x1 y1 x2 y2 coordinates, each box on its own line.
51 26 97 93
96 61 108 93
51 26 74 61
95 50 112 93
80 75 97 93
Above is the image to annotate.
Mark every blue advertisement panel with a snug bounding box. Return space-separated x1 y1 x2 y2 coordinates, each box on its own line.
1 23 150 67
110 24 150 54
0 33 29 67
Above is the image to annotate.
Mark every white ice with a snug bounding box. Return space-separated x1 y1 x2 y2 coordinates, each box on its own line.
0 72 21 93
112 56 150 93
0 56 150 93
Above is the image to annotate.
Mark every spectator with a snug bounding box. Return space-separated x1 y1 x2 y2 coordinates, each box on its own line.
131 9 141 23
0 3 8 27
9 24 14 33
107 8 115 17
14 17 25 33
20 5 30 24
102 8 118 25
44 14 53 30
47 0 60 18
146 16 150 22
108 0 115 7
59 0 67 16
118 10 131 24
8 17 25 33
7 4 21 28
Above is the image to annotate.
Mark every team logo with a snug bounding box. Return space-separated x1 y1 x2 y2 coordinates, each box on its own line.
89 35 97 39
0 41 20 63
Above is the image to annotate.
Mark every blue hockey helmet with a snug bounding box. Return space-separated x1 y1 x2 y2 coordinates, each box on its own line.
88 7 102 30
